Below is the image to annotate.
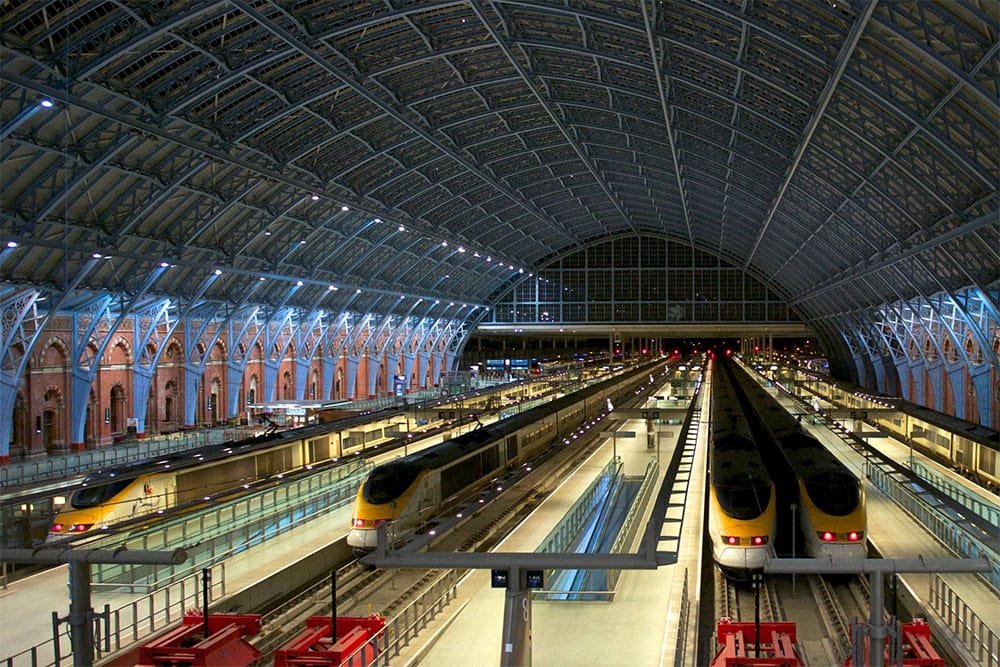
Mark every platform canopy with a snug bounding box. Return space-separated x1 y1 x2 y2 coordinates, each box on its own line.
1 2 997 382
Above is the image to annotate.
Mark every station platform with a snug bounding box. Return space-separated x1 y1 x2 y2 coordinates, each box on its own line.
776 387 1000 667
391 389 708 666
0 496 358 665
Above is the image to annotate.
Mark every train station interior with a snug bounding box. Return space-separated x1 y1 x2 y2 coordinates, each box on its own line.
1 2 998 666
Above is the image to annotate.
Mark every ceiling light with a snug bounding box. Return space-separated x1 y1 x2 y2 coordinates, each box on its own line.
328 285 337 291
311 195 319 201
441 241 448 247
398 225 405 232
296 280 303 286
6 241 17 248
92 253 102 259
214 269 222 275
160 261 170 268
40 99 54 108
341 205 349 211
457 247 465 252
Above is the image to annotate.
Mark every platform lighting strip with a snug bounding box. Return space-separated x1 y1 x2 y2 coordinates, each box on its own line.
2 237 491 310
9 78 536 281
17 94 529 286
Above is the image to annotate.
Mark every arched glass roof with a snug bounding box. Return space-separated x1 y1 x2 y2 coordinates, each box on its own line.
1 1 997 371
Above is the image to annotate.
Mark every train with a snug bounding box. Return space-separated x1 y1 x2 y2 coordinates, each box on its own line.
707 357 778 576
348 360 669 553
793 370 1000 493
728 357 867 561
44 378 562 543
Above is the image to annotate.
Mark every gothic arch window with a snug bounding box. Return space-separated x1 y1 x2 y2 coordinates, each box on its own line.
164 380 177 422
923 335 937 361
248 374 259 405
210 378 221 423
964 335 984 365
941 335 958 364
12 392 27 456
282 371 292 400
109 384 125 433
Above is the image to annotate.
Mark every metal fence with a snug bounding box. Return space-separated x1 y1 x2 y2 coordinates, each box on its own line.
867 465 1000 590
3 565 226 667
929 574 999 667
338 569 462 667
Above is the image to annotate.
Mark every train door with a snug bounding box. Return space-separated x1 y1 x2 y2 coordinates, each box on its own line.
419 472 441 521
505 435 519 466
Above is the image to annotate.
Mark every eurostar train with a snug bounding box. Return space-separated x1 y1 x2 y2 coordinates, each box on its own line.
707 357 777 576
45 379 549 543
729 358 867 560
348 362 666 553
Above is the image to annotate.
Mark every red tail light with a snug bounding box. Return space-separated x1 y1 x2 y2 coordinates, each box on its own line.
848 531 862 541
752 535 769 546
353 518 365 528
820 531 836 542
68 524 92 533
51 523 64 533
724 535 738 545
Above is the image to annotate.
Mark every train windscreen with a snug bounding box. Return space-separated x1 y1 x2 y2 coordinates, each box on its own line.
71 479 133 508
715 479 771 520
804 473 860 516
363 463 420 505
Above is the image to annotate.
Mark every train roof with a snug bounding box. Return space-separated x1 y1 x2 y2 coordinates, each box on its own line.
811 373 998 449
372 361 660 475
711 434 770 487
77 410 385 485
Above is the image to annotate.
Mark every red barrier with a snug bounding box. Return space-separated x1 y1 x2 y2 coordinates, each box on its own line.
844 618 944 666
710 618 803 666
274 614 387 667
137 614 262 667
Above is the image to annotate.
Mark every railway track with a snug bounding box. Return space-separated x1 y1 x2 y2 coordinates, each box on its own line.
714 570 870 665
247 399 620 661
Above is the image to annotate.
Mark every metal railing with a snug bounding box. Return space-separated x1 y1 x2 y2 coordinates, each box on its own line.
2 430 233 489
339 569 463 667
911 459 1000 527
3 565 226 667
867 465 1000 590
88 462 370 590
929 574 999 667
606 460 659 592
535 461 616 554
